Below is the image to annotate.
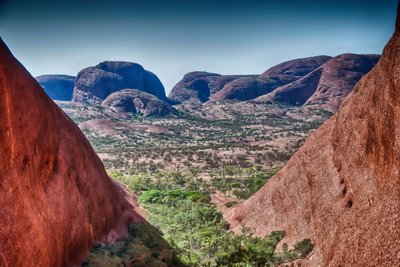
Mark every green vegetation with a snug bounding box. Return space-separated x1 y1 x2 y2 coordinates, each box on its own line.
139 190 210 204
211 165 280 199
69 101 324 266
82 224 182 267
109 165 279 201
294 238 314 257
142 191 286 266
109 172 312 267
224 201 238 208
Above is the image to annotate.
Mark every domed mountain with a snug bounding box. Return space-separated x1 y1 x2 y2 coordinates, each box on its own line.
256 54 380 112
72 61 167 102
102 89 176 116
259 55 332 85
305 54 380 111
35 74 75 101
0 39 144 266
208 77 277 102
225 6 400 266
168 71 254 104
207 56 331 103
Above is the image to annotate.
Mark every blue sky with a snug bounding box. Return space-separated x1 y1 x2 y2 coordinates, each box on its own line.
0 0 397 93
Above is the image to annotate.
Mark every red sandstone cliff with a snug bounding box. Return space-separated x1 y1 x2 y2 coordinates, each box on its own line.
0 38 144 266
225 4 400 267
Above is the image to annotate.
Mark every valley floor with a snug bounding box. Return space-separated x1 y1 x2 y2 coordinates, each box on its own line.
58 101 328 266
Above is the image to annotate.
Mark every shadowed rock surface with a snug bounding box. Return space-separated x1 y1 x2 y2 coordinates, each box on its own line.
208 56 331 103
168 71 254 104
72 61 167 103
305 54 380 111
0 39 144 266
36 74 75 101
257 54 380 112
259 55 332 84
102 89 175 116
225 7 400 266
208 77 277 102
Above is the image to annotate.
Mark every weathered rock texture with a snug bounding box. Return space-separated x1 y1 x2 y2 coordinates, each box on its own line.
168 71 253 104
305 54 379 111
36 74 75 101
209 77 277 102
225 7 400 266
257 54 379 112
259 55 332 85
102 89 175 116
208 56 331 103
0 39 144 266
72 61 167 102
170 55 376 108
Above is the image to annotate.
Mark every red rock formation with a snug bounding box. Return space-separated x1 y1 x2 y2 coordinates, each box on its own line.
168 71 255 104
225 5 400 266
72 61 167 103
305 54 379 112
208 56 330 103
0 38 144 266
259 55 332 84
102 89 176 116
256 54 379 112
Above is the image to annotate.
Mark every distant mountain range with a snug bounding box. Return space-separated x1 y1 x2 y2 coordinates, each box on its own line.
36 53 379 116
171 54 379 112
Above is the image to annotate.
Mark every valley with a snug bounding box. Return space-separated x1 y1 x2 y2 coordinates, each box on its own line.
61 100 329 191
0 1 396 265
54 85 332 266
36 49 378 266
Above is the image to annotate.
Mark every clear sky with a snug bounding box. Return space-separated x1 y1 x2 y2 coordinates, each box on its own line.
0 0 397 93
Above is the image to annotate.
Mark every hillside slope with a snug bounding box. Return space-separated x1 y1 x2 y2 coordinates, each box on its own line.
257 54 379 112
0 39 144 266
226 6 400 267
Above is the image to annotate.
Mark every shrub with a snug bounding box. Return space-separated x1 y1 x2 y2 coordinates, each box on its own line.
139 190 210 204
294 238 314 257
225 201 238 208
82 224 181 267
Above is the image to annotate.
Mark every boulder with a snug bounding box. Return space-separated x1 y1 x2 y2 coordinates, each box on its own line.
102 89 175 116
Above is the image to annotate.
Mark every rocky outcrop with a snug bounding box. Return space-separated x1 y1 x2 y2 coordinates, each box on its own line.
168 71 253 104
208 56 331 103
259 55 332 84
172 55 376 108
257 54 380 112
0 39 144 266
305 54 380 111
168 72 220 103
209 77 277 102
36 74 75 101
102 89 175 116
72 61 167 103
225 7 400 266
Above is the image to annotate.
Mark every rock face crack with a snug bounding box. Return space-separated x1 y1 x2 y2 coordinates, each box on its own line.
0 71 14 167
